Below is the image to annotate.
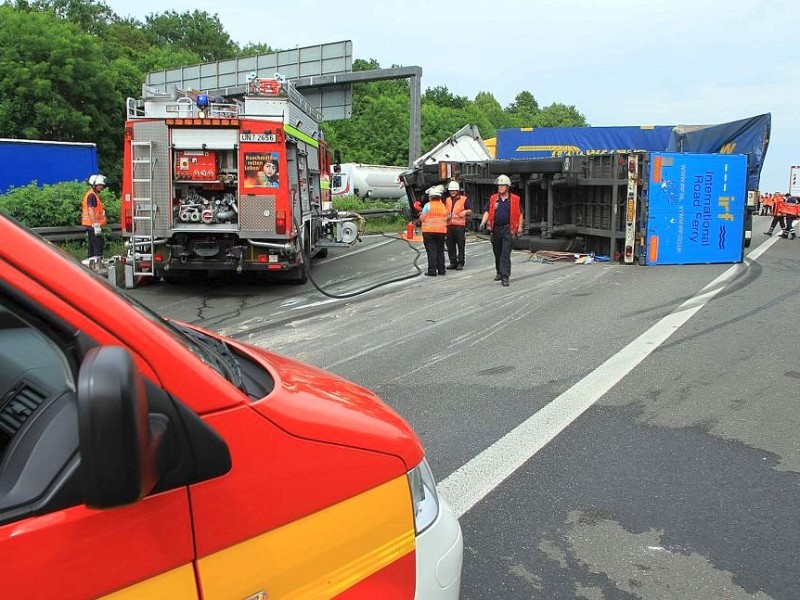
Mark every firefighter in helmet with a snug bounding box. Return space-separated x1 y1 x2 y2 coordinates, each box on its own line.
479 174 523 287
420 185 448 276
444 180 472 270
82 174 107 259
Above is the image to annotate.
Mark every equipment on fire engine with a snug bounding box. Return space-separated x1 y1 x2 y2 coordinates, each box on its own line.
196 93 209 118
174 190 238 224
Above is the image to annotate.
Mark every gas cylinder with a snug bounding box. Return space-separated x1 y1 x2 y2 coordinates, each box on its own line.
406 222 415 239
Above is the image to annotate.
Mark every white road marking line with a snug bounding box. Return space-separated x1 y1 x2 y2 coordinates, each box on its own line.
437 244 771 518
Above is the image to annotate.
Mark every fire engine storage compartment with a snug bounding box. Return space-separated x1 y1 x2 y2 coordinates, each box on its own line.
641 153 747 265
170 128 240 229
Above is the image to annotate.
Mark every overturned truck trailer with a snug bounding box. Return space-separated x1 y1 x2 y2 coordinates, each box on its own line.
401 150 750 265
401 115 769 265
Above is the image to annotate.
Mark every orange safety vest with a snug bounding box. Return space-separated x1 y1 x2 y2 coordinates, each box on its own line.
421 199 448 234
81 189 107 227
486 193 521 232
445 195 470 227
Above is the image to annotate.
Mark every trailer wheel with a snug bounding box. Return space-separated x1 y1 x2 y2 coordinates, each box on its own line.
514 234 571 251
524 236 572 252
511 235 530 251
314 247 329 259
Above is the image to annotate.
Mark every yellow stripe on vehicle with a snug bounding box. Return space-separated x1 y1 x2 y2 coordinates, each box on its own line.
99 564 198 600
284 124 319 147
197 475 415 600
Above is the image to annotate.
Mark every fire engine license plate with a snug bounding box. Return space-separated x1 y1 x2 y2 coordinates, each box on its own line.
240 133 276 143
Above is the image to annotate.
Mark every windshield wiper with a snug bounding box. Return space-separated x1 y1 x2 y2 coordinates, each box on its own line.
171 322 246 392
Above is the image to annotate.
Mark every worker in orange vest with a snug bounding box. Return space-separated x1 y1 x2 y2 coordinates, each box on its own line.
479 174 523 287
82 174 107 258
420 185 448 276
445 180 472 270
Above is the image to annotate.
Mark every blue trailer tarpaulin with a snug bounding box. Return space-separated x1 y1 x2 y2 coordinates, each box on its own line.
665 114 770 192
496 114 770 192
644 153 747 265
496 126 675 160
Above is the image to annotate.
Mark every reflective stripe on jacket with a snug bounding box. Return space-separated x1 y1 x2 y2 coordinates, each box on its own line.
487 193 521 232
421 200 447 234
81 190 107 226
445 195 470 227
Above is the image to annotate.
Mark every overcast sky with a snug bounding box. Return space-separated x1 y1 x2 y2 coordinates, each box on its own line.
106 0 799 192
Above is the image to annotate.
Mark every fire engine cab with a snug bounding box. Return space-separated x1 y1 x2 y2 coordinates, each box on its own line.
122 76 363 283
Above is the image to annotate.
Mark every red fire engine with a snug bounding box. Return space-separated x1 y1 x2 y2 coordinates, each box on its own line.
121 77 363 284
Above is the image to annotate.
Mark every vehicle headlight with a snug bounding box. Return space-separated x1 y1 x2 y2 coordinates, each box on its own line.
407 458 440 535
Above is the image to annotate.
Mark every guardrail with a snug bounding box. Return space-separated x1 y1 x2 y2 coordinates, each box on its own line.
33 210 403 242
33 224 123 242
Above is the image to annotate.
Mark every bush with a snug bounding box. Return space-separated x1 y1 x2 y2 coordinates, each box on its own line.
0 181 120 228
333 195 408 233
57 239 126 261
333 196 400 211
364 215 408 234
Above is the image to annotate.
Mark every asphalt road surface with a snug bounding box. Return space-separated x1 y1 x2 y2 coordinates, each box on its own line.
128 215 800 599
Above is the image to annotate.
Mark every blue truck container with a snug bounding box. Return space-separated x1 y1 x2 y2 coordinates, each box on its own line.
643 152 748 265
496 125 674 160
0 139 98 194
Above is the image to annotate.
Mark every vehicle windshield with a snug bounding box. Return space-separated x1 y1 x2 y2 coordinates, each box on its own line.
51 245 247 391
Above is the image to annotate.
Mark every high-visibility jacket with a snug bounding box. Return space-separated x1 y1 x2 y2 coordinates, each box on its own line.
445 195 471 227
421 200 447 234
81 189 107 227
486 193 521 232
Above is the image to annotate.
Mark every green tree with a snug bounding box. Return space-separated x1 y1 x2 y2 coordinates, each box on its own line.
19 0 117 34
473 91 513 132
142 10 236 62
237 42 275 57
138 45 203 73
323 59 411 166
423 85 468 110
0 6 126 181
505 90 540 127
533 102 588 127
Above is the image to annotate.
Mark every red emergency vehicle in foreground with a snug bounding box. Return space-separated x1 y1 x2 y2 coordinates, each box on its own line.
0 213 463 599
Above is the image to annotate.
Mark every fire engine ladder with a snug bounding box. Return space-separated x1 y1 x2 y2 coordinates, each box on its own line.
129 141 156 282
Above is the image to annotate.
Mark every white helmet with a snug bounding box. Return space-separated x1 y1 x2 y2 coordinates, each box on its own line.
429 185 444 198
447 181 461 191
89 174 107 187
495 174 511 186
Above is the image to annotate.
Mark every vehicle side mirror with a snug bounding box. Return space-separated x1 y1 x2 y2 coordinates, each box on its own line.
77 346 169 509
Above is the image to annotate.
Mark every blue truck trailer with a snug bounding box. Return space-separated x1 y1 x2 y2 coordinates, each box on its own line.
401 139 755 264
0 139 98 194
494 115 770 249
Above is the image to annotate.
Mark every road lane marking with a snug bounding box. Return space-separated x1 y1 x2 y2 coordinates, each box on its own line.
437 244 772 518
